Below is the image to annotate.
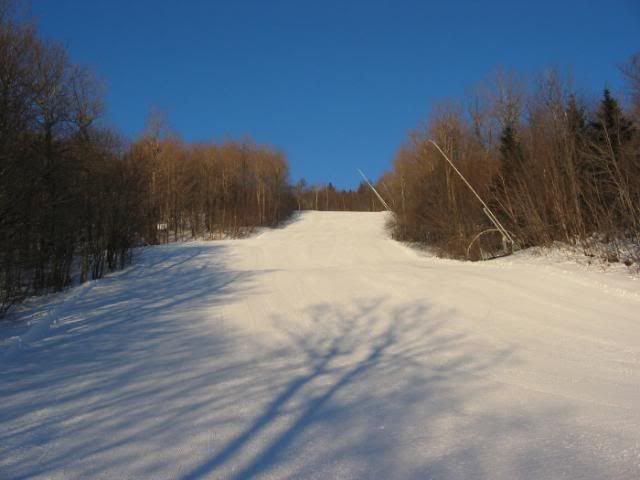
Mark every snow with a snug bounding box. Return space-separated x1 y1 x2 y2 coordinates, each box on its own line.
1 211 639 479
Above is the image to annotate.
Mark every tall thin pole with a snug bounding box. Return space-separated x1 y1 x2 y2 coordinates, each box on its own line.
357 169 391 211
427 140 515 247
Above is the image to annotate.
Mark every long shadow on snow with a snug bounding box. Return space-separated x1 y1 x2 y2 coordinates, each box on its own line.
181 297 623 480
179 298 509 479
0 242 269 479
1 253 629 479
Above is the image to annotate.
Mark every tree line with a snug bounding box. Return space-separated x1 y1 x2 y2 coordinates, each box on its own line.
2 1 638 315
0 6 294 315
292 180 384 212
128 129 294 243
380 64 640 263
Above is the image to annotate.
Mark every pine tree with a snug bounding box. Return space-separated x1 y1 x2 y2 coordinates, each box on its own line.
589 89 634 153
499 123 524 184
583 89 637 229
566 95 587 137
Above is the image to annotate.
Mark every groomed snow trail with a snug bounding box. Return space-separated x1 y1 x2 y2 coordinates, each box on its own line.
2 211 640 479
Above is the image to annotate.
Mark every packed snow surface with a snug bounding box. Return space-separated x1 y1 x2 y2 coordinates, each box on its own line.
2 211 640 479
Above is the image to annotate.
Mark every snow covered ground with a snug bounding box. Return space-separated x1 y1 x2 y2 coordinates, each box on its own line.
1 211 639 479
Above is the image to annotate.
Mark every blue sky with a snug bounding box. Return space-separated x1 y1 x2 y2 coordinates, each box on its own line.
34 0 639 189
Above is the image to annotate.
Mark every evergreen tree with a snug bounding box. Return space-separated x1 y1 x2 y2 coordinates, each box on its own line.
582 89 636 228
499 123 524 184
566 95 587 137
589 89 634 153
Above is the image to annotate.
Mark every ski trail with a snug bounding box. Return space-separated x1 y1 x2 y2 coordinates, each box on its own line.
1 211 639 479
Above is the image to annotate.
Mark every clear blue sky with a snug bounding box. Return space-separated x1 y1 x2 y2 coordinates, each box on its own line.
34 0 639 189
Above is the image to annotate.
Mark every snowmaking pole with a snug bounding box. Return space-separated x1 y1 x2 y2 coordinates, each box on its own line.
427 140 515 251
357 169 391 211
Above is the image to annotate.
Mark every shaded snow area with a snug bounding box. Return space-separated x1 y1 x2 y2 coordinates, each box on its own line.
1 211 640 479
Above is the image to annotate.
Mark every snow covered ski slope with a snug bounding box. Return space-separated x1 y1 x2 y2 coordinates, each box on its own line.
2 211 640 479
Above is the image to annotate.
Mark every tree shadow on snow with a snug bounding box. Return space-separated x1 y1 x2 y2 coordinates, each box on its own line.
1 260 632 479
0 242 267 479
178 298 626 480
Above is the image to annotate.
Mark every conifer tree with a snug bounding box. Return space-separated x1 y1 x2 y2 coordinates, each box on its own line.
499 123 523 186
589 89 634 154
